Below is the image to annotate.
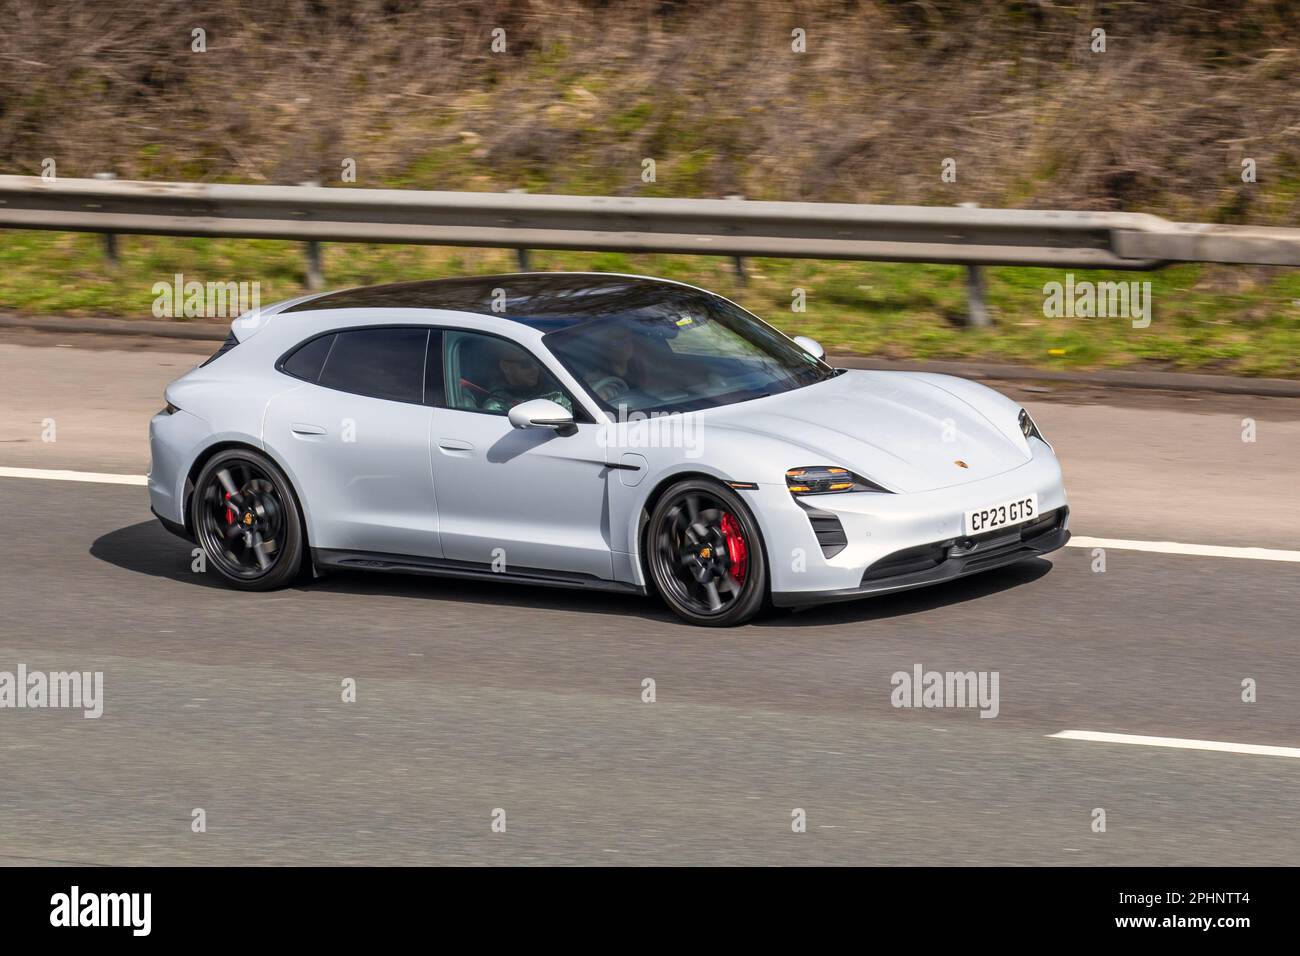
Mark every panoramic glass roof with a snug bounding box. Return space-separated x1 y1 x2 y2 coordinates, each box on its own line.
282 274 705 332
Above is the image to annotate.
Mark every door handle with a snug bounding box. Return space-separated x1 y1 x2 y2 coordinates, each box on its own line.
291 423 327 436
437 438 475 456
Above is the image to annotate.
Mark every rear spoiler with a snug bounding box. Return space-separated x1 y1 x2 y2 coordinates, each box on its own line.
230 312 264 343
230 291 332 342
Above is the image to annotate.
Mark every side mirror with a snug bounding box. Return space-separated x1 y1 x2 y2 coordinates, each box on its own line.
507 398 575 430
792 335 825 361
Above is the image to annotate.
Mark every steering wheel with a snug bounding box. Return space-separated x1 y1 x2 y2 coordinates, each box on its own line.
590 375 630 401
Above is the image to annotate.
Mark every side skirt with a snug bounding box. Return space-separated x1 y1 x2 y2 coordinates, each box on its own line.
311 548 647 596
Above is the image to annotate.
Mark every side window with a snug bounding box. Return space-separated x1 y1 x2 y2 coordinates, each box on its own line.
280 333 335 383
318 328 428 404
443 330 573 417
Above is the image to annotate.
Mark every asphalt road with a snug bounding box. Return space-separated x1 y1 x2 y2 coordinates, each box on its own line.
1 337 1298 865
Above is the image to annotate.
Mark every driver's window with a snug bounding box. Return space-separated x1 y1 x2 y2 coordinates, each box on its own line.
443 330 573 416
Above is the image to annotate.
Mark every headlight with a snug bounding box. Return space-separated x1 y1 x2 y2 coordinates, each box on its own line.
786 465 889 495
1019 408 1044 441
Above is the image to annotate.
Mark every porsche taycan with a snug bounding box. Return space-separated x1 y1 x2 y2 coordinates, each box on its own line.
149 273 1069 625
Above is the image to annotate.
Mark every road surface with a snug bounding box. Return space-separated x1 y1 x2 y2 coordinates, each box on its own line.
1 337 1297 865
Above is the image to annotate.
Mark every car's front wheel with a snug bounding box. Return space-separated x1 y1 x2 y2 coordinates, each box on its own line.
191 448 305 590
646 479 767 626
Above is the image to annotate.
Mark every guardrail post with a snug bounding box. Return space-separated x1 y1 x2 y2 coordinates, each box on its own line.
959 203 991 327
305 241 324 291
965 265 991 327
300 181 324 290
726 195 747 283
93 173 119 265
509 189 532 271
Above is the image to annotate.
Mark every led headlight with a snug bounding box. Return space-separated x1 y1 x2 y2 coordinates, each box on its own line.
785 465 889 495
1018 408 1044 442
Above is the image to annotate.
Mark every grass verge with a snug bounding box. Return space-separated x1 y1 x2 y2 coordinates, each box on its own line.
2 229 1297 377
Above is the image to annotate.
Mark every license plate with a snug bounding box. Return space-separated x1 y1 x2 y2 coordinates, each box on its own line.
964 494 1038 536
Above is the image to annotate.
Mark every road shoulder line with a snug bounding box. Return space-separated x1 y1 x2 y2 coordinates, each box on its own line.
1049 730 1300 759
0 466 148 486
1067 535 1300 563
4 466 1300 562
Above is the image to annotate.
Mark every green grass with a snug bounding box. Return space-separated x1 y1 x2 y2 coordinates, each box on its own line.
2 228 1298 377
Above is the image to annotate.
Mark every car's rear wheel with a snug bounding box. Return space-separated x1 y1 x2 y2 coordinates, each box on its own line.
191 448 305 590
646 479 767 626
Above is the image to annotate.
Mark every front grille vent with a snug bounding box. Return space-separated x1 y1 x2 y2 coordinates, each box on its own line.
862 542 947 581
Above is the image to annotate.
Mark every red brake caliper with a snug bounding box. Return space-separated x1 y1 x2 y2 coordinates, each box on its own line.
720 512 748 585
224 492 235 525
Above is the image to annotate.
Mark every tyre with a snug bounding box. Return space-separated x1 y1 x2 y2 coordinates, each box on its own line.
646 478 767 626
191 448 306 591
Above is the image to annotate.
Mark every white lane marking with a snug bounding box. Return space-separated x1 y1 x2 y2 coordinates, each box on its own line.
0 466 147 486
1049 730 1300 759
1067 535 1300 564
1 466 1298 567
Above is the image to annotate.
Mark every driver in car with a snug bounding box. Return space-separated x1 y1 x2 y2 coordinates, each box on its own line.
481 344 574 415
584 322 644 402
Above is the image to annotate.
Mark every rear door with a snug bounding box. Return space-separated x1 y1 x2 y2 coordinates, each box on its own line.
263 326 441 558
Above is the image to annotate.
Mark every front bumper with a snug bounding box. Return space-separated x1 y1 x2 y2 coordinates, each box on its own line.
772 506 1069 607
759 436 1069 605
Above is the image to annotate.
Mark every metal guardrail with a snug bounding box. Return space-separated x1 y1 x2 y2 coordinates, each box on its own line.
1 175 1298 328
3 175 1299 269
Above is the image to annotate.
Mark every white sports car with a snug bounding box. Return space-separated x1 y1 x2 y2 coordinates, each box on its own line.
149 273 1069 626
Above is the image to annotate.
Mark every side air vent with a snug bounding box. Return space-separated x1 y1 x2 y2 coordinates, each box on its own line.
805 509 849 559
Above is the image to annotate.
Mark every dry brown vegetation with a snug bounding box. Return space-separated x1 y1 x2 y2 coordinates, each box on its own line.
1 0 1298 221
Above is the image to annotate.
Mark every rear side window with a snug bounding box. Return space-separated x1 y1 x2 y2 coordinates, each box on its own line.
281 333 335 383
318 327 429 404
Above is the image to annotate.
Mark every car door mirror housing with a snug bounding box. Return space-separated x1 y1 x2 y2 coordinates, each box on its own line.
792 335 825 361
507 398 575 430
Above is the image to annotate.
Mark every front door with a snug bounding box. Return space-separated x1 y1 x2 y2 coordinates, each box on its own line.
430 329 612 580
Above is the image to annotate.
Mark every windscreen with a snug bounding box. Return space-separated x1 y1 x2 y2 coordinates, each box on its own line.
542 290 833 415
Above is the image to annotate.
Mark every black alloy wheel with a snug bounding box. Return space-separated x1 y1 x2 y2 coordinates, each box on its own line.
647 479 767 626
191 448 305 590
